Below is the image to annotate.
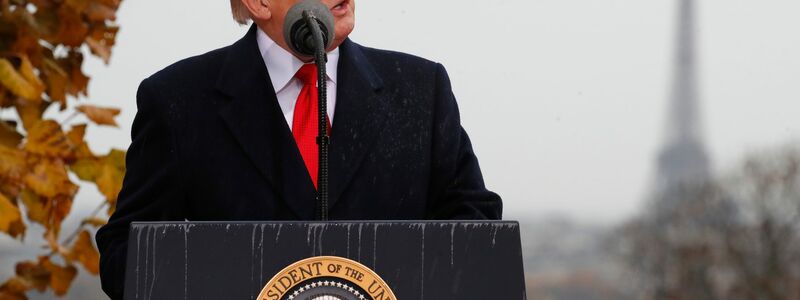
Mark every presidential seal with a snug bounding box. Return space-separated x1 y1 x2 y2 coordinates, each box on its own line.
258 256 397 300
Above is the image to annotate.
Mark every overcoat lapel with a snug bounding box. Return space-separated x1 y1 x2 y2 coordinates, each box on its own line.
328 39 388 210
216 25 316 219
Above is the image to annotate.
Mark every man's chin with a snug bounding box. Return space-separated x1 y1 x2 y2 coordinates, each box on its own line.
329 37 347 52
331 22 355 49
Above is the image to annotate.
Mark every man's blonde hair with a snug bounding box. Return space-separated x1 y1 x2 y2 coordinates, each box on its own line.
230 0 251 24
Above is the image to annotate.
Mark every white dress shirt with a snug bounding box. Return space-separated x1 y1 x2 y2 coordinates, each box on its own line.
256 28 339 129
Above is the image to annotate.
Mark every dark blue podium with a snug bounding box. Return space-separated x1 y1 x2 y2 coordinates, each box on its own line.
125 221 526 299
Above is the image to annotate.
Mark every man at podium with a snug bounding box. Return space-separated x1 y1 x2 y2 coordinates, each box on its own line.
96 0 502 298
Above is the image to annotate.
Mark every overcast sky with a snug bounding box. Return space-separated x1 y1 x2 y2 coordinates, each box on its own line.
67 0 800 224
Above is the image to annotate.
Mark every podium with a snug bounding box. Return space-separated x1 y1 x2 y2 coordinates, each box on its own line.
124 221 526 299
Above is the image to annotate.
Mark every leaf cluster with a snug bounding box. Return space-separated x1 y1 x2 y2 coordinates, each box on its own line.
0 0 124 298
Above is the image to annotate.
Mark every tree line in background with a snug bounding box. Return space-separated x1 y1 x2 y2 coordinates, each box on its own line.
621 145 800 300
0 0 123 299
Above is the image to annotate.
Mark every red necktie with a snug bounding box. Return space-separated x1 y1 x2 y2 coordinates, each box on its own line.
292 64 330 189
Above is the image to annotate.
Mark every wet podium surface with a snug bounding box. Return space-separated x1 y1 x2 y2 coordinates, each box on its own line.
125 221 526 300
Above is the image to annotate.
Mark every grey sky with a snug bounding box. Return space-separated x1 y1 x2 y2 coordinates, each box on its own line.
69 0 800 224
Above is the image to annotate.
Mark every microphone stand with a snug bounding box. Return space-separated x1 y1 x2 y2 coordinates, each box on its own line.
302 11 330 221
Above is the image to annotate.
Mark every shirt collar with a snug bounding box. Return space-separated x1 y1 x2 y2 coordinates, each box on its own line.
256 28 339 93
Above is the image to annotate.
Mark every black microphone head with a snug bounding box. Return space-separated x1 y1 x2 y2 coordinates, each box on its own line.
283 0 335 59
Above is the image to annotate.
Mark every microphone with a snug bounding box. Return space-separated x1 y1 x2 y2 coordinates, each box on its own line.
283 0 335 59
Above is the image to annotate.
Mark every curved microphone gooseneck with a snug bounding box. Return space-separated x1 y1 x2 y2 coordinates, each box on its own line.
283 1 335 221
303 10 330 222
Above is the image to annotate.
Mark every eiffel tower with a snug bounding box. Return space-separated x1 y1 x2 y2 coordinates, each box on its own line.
656 0 711 195
645 3 727 297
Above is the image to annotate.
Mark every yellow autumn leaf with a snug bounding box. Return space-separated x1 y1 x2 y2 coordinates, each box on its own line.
49 196 74 238
0 59 42 101
81 217 107 228
23 120 73 158
86 2 118 21
0 182 21 204
0 287 28 300
0 87 8 110
76 105 120 127
0 292 26 300
0 276 30 298
23 160 79 199
65 124 86 145
43 58 69 105
103 149 125 169
66 230 100 275
97 163 123 202
0 180 21 203
0 194 25 239
0 291 27 300
14 260 48 292
73 143 95 160
65 58 89 98
44 196 72 241
19 190 47 226
15 100 53 132
40 258 77 296
69 158 101 182
95 0 122 8
86 25 119 64
96 150 125 202
55 5 90 47
106 201 115 216
66 124 94 159
86 38 111 65
65 0 91 11
20 167 76 238
0 146 27 184
0 122 22 149
43 265 72 296
18 57 46 100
